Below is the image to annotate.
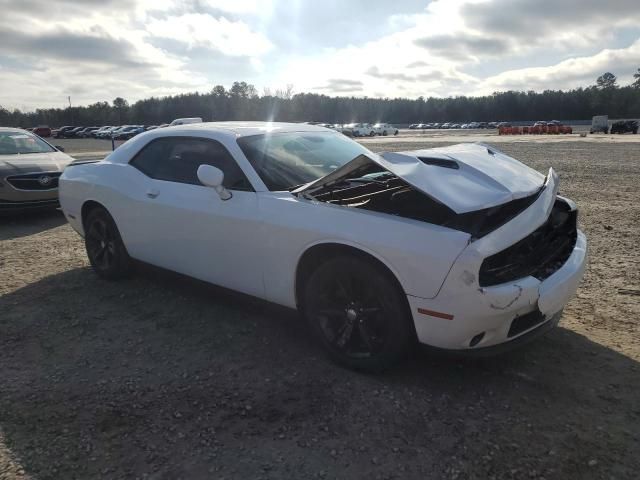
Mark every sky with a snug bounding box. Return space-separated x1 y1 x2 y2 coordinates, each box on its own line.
0 0 639 110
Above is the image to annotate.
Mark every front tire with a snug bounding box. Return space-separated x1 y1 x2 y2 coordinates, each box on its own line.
302 256 414 371
84 207 132 280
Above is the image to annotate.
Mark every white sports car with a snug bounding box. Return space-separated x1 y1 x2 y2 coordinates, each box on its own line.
59 122 587 371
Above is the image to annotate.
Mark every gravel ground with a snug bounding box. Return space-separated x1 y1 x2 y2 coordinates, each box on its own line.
1 136 639 479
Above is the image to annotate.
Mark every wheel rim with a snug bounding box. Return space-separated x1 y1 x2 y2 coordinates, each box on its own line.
309 272 389 358
86 217 117 271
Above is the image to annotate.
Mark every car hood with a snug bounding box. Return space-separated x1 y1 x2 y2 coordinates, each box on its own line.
0 151 74 175
298 143 547 214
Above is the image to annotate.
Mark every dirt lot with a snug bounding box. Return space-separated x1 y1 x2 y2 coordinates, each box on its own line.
1 136 639 479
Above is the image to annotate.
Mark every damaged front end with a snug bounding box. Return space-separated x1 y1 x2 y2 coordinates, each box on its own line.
294 143 553 241
294 143 586 351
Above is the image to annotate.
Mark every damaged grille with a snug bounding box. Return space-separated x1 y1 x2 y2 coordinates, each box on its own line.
479 198 577 287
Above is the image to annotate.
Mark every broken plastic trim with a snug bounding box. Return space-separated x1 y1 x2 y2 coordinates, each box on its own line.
479 197 578 287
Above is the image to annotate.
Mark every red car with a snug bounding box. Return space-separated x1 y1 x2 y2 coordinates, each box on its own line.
32 126 52 138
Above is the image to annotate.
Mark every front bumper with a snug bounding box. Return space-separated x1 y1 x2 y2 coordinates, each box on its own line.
0 198 60 214
408 230 587 351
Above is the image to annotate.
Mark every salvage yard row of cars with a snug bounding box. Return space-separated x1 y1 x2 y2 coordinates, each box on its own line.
53 124 164 140
23 122 400 140
410 120 565 129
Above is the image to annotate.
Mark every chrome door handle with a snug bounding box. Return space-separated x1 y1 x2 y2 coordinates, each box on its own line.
146 189 159 198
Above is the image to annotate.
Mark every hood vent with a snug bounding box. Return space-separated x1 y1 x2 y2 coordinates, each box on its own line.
418 157 459 170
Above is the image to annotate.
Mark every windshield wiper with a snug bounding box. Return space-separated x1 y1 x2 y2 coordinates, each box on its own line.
287 182 309 191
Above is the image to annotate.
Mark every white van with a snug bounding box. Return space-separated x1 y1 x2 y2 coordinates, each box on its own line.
590 115 609 134
169 117 203 126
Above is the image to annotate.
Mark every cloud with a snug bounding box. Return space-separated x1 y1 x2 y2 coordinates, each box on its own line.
366 66 446 83
314 79 364 93
464 0 640 41
415 34 510 60
406 61 429 68
0 27 151 68
0 0 639 109
145 13 273 56
366 66 415 82
480 39 640 92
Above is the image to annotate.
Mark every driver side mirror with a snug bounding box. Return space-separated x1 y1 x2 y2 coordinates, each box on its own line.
197 164 232 200
55 145 65 152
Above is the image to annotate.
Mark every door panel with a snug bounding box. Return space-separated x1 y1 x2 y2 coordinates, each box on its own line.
119 170 264 298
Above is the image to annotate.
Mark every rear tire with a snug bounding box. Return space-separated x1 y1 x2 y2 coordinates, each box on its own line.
302 255 414 372
84 207 132 280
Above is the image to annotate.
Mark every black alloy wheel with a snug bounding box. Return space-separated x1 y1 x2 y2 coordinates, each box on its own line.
303 256 414 371
84 207 131 280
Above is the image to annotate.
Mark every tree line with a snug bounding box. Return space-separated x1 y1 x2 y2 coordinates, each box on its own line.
2 71 639 128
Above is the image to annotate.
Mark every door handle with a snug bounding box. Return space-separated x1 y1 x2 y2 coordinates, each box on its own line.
146 189 159 198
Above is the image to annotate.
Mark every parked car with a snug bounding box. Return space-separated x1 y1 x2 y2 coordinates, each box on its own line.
342 123 375 137
32 126 52 137
102 126 129 138
409 124 419 130
91 126 113 138
113 125 145 140
0 128 74 213
610 120 639 134
59 122 586 371
372 123 399 136
54 126 77 138
169 117 203 126
65 126 87 138
97 126 122 138
78 127 100 138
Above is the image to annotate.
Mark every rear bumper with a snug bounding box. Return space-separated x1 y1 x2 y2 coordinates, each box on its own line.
408 230 587 351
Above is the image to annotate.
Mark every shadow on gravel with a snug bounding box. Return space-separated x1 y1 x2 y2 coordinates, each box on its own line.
0 209 66 241
1 266 639 479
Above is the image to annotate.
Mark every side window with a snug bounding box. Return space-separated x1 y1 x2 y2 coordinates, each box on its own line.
130 137 253 191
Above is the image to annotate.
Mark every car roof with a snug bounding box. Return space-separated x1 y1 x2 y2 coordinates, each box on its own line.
158 121 332 138
105 122 339 165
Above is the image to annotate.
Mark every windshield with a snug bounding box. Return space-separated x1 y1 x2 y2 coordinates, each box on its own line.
0 131 56 155
237 131 371 191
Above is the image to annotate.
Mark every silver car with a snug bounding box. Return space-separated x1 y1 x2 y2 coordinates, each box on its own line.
0 128 75 213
